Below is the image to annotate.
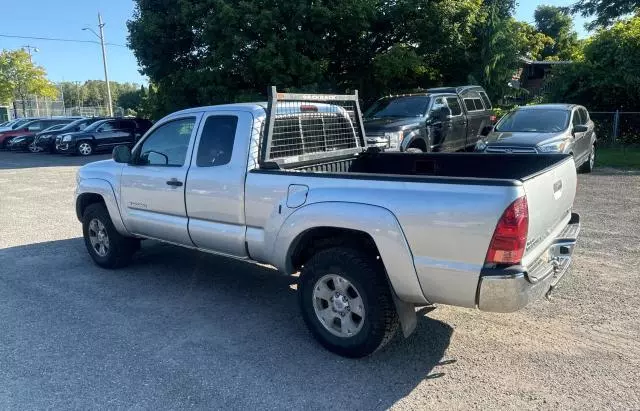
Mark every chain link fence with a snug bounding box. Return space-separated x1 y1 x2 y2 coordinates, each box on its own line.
590 111 640 146
12 100 124 119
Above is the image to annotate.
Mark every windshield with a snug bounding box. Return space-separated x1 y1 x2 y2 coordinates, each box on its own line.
82 120 109 132
61 118 93 132
365 96 430 119
496 109 569 133
41 124 66 133
11 119 32 129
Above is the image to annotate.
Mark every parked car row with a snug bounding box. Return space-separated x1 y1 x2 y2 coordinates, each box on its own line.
0 116 153 156
362 88 596 173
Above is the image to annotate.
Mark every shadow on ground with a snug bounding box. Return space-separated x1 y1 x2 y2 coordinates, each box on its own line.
0 151 110 169
0 238 454 409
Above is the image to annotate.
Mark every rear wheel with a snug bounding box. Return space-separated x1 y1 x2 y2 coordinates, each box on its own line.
298 247 399 358
77 141 93 156
28 143 39 153
82 203 139 268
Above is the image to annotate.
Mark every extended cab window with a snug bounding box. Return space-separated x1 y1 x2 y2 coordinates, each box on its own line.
138 117 196 166
479 91 492 109
196 116 238 167
445 97 462 116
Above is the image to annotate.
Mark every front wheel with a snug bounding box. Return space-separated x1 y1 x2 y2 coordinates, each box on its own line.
77 141 93 156
82 203 139 268
298 247 399 358
579 143 595 173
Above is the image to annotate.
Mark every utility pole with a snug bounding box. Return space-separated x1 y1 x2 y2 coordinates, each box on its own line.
22 45 40 116
83 12 113 117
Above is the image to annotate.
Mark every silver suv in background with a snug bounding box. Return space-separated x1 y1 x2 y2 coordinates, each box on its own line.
476 104 596 173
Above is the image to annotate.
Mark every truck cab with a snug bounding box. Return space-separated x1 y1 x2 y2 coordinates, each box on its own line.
364 86 493 153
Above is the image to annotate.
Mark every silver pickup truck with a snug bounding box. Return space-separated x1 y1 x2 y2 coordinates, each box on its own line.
75 88 580 357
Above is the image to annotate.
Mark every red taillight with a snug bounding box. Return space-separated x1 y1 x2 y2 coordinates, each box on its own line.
300 104 318 112
485 196 529 265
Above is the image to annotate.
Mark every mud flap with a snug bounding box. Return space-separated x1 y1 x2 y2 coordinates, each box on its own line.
391 292 417 338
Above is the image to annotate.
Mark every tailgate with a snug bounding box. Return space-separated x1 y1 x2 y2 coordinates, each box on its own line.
521 156 577 267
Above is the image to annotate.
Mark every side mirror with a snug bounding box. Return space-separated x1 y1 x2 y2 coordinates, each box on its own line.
573 124 588 134
438 106 452 121
112 145 132 163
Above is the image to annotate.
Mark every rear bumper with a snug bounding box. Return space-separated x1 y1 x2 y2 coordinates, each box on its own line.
477 212 580 313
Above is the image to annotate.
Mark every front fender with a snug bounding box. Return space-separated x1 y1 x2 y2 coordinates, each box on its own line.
272 202 428 304
75 178 129 236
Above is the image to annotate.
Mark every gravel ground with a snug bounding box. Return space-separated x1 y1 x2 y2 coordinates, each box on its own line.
0 151 638 410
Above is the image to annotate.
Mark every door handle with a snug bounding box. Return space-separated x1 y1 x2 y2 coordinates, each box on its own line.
166 179 183 187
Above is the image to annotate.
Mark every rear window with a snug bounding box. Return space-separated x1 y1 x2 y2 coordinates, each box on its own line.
473 99 484 110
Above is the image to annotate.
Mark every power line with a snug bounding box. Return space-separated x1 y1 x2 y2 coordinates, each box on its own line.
0 33 127 47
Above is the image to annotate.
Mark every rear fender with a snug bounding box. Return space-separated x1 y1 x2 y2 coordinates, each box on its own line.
272 202 428 305
75 178 129 236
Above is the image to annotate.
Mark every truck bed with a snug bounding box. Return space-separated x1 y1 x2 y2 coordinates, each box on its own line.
290 152 571 184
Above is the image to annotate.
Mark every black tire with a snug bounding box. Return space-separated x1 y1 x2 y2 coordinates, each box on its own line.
298 247 399 358
76 141 93 156
578 143 595 173
82 203 139 268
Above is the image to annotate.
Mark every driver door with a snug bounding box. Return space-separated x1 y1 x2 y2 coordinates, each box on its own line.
120 113 202 246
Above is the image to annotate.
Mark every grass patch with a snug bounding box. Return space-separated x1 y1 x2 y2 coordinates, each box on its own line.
596 147 640 169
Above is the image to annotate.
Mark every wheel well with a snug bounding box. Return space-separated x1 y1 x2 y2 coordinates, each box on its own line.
289 227 380 272
76 193 105 221
408 138 427 151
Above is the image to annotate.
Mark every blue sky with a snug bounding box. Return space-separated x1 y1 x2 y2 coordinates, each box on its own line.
1 0 591 85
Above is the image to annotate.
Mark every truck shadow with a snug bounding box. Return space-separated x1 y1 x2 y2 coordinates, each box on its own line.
0 238 454 409
0 151 111 169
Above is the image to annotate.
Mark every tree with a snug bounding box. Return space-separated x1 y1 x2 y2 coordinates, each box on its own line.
534 5 581 60
572 0 640 29
0 49 58 114
546 16 640 110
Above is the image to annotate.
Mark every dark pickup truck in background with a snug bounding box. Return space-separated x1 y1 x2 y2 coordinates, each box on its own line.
364 86 494 153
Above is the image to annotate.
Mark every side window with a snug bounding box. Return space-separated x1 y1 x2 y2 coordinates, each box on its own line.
430 97 446 114
473 98 484 111
119 120 136 130
464 99 476 111
572 111 581 127
479 91 492 109
580 108 589 124
138 117 195 166
446 97 462 116
27 121 42 131
99 121 117 132
196 116 238 167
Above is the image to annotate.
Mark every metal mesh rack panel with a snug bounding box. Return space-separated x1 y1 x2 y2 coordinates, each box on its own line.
260 87 366 167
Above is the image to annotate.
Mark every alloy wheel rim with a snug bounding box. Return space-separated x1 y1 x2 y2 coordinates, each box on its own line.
79 143 92 155
29 143 38 153
312 274 365 338
88 218 109 257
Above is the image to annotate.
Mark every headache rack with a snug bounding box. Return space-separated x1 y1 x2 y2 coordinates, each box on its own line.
260 86 367 168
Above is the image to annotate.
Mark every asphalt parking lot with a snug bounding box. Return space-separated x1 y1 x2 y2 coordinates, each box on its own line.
1 151 639 409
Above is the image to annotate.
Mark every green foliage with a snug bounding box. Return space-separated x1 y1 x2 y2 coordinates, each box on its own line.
572 0 640 29
59 80 141 110
534 5 581 60
0 49 58 105
126 0 571 115
546 16 640 110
